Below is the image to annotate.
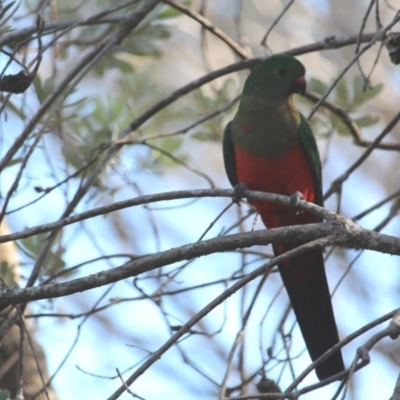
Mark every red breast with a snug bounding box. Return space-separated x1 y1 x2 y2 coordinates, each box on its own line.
234 143 318 229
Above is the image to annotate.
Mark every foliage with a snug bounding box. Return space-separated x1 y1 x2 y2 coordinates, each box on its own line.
300 75 383 137
0 1 399 400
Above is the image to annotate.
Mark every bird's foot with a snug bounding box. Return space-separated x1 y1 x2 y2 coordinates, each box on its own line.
290 191 304 214
232 183 249 206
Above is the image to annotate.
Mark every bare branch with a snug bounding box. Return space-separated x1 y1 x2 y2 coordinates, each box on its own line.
0 188 357 245
0 197 398 309
106 237 334 400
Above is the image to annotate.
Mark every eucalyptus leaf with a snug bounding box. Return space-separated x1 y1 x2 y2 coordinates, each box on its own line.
335 78 350 108
192 131 218 142
0 390 10 400
354 114 379 127
4 99 26 119
17 233 66 276
352 76 383 108
0 0 19 29
33 76 55 104
157 6 183 19
307 78 327 95
330 114 351 136
128 37 161 57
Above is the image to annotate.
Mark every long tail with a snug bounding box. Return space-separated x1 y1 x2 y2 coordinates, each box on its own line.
274 244 344 380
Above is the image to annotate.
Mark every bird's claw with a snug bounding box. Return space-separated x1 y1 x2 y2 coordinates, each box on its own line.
232 183 249 206
290 191 304 214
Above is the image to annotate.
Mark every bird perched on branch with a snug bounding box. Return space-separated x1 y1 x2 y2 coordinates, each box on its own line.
223 54 344 380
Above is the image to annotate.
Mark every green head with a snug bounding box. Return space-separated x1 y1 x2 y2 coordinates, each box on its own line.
242 54 306 101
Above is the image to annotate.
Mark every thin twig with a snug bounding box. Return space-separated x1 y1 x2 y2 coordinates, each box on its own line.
106 237 335 400
163 0 250 59
260 0 295 49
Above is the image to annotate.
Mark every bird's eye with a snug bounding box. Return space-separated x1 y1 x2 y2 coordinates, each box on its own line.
277 68 287 76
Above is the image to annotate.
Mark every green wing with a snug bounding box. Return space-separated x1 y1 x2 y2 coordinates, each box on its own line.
223 121 239 187
298 114 324 207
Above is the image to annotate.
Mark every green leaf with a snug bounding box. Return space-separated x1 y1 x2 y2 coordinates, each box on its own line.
330 114 351 136
0 1 19 29
354 115 379 127
335 77 350 108
4 99 26 119
32 74 42 99
33 76 55 103
110 54 135 74
191 131 218 142
352 76 383 108
0 389 10 400
219 78 236 101
0 1 16 21
92 54 135 76
140 24 171 40
17 233 66 277
157 6 183 19
308 116 328 137
158 137 182 154
307 78 327 95
63 96 88 109
126 37 161 57
0 261 19 287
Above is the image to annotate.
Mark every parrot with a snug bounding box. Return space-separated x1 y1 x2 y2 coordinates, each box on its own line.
223 54 344 380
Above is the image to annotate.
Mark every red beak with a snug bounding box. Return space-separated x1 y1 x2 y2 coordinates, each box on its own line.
292 75 306 96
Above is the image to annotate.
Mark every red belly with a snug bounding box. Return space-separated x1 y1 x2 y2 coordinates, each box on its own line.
234 144 319 228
